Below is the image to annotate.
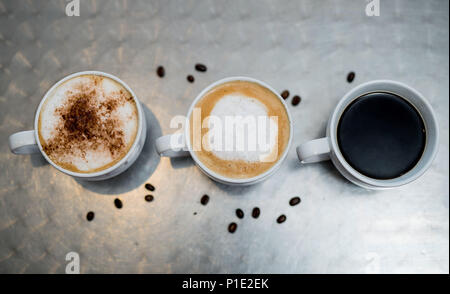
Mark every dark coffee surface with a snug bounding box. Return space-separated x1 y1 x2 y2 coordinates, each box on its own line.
337 92 426 179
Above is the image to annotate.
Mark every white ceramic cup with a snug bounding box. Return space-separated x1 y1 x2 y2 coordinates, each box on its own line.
297 80 439 190
155 76 293 186
8 71 147 181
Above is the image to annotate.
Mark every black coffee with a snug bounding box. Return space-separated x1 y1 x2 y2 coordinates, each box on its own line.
337 92 426 180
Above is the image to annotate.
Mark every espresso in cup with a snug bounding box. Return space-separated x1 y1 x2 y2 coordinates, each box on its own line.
38 74 139 173
189 80 290 179
337 92 426 179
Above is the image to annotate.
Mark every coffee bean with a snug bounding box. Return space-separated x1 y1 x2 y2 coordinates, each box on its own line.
145 195 154 202
195 63 207 72
236 209 244 219
86 211 95 221
292 95 301 106
289 196 301 206
193 212 197 215
145 183 155 191
347 71 355 83
187 75 195 83
228 222 237 233
200 194 209 205
252 207 260 219
281 90 290 99
156 66 165 78
114 198 123 209
277 215 287 224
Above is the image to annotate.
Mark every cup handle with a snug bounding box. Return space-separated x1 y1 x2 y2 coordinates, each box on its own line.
155 133 190 157
296 137 331 164
8 130 40 155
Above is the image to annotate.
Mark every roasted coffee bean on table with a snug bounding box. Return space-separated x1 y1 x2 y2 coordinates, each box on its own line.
187 75 195 83
236 209 244 219
156 66 165 78
195 63 207 72
347 71 355 83
114 198 123 209
144 195 154 202
289 197 301 206
145 183 155 191
252 207 260 218
281 90 290 99
277 215 287 224
292 95 301 106
86 211 95 221
228 222 238 233
200 194 209 205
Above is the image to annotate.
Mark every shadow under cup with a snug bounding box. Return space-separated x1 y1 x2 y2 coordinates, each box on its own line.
328 80 439 189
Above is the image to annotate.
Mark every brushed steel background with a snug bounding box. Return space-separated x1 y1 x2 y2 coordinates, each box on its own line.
0 0 448 274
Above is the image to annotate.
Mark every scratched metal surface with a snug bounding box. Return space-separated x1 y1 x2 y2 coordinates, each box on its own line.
0 0 448 274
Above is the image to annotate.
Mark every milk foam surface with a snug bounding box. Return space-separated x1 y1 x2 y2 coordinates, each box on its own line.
39 75 138 172
207 94 278 162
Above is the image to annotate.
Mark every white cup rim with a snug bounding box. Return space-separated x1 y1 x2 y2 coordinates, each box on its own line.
328 79 439 188
184 76 293 184
33 71 145 178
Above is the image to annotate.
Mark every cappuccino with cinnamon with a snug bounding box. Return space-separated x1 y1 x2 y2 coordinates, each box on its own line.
38 74 139 173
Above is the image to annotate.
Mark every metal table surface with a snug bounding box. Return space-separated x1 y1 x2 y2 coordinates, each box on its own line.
0 0 448 274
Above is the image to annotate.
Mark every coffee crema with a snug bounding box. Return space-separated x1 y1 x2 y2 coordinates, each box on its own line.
190 81 290 179
38 74 138 173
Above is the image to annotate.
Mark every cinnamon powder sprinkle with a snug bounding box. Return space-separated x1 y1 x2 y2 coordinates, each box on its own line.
42 77 132 164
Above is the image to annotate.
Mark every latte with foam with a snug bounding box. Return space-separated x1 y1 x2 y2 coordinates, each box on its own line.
38 74 139 173
190 80 290 179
